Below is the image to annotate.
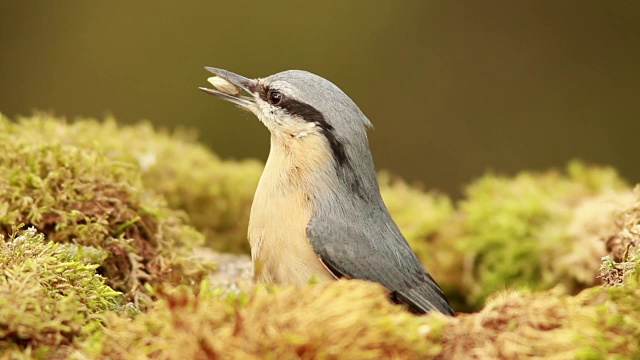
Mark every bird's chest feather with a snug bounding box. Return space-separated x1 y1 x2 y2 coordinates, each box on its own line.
248 137 335 284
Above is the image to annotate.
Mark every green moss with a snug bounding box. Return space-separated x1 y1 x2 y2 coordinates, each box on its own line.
75 276 640 359
0 227 121 358
4 114 630 311
380 162 631 311
453 162 630 309
439 279 640 358
7 113 262 253
0 114 207 305
572 283 640 358
80 280 445 359
2 111 639 358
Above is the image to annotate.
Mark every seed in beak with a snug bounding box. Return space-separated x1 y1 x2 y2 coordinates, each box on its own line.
207 76 241 95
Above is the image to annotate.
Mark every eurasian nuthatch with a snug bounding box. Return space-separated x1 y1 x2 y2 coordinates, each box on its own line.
200 67 454 315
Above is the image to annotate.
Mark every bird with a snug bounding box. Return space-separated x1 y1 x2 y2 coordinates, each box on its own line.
199 67 454 315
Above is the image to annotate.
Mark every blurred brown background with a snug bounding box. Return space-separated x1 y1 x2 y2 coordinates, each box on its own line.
1 1 638 196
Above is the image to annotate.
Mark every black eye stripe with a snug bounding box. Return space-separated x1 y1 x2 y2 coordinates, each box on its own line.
256 84 362 196
280 99 323 123
281 99 348 167
257 85 347 166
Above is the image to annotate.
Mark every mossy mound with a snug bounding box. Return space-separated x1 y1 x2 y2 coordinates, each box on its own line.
462 162 629 305
440 280 640 358
0 114 207 305
80 280 445 359
0 228 121 358
0 111 639 358
7 113 262 253
379 161 631 311
2 113 634 313
75 274 640 359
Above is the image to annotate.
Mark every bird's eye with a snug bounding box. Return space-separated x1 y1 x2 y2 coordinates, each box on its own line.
268 90 283 105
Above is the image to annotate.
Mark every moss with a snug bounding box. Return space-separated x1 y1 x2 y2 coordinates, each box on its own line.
453 161 630 309
0 227 121 358
2 111 639 358
80 280 445 359
439 252 640 358
73 276 640 359
7 113 262 253
439 283 640 359
572 285 640 358
599 185 640 286
4 113 630 310
380 162 631 311
0 114 207 305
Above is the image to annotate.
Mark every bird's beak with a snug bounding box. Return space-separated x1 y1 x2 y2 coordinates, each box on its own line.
199 67 257 108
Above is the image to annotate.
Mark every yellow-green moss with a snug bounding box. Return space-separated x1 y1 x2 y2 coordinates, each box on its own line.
0 114 207 305
80 280 446 359
439 281 640 359
380 162 631 311
5 113 262 253
2 111 639 358
73 275 640 359
0 227 121 359
452 161 630 309
2 112 634 311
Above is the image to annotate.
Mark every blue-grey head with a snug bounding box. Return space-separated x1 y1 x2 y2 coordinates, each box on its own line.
200 67 381 204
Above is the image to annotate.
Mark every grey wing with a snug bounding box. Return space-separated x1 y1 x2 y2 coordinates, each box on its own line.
306 212 454 316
